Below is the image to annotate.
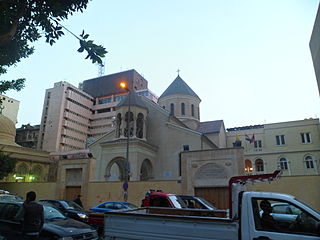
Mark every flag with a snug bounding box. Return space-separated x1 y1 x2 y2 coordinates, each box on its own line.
245 134 251 142
250 134 255 144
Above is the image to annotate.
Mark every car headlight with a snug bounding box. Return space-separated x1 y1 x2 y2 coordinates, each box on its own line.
77 213 88 219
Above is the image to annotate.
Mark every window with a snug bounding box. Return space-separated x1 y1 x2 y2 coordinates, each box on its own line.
170 103 174 115
254 140 262 148
124 112 134 137
97 108 111 113
245 159 253 173
279 157 288 170
276 135 285 145
300 133 311 144
304 155 315 169
255 159 264 172
251 198 320 235
136 113 144 138
181 103 185 115
191 104 194 117
98 97 112 104
183 145 189 151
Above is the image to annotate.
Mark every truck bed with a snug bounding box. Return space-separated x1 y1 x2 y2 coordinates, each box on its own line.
104 208 237 240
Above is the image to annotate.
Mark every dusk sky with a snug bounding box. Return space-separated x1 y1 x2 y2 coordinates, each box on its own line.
5 0 320 128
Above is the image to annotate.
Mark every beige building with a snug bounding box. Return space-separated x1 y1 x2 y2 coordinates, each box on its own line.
87 74 320 208
0 94 19 124
87 75 245 208
0 114 52 183
3 73 319 210
38 70 157 152
226 118 320 176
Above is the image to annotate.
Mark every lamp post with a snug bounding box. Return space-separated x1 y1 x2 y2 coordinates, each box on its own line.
120 82 130 201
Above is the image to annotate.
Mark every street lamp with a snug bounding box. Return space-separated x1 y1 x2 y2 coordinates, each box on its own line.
120 81 130 201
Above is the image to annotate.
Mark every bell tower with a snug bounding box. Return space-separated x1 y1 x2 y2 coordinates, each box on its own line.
158 74 201 130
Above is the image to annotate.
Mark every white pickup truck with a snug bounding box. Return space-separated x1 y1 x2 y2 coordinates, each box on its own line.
103 171 320 240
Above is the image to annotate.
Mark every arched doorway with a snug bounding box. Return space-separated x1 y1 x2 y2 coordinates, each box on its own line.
140 159 154 181
105 157 126 181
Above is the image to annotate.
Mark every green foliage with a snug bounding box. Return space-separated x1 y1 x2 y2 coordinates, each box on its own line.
0 0 107 93
0 151 17 180
0 79 25 94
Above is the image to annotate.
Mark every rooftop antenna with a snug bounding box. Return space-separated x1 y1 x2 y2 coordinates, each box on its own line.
98 60 105 77
177 69 181 76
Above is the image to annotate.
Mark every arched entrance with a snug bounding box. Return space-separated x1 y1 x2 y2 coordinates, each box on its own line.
140 159 154 181
105 157 126 181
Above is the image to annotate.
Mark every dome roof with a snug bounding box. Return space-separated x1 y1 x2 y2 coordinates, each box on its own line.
0 114 18 146
0 115 16 136
159 75 200 100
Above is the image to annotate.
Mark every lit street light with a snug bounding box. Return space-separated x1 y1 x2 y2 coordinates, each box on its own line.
120 81 130 201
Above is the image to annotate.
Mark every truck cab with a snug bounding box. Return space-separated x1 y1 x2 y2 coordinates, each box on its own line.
241 191 320 240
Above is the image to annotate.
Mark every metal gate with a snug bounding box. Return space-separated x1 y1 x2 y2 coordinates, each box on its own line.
195 187 229 209
65 186 81 201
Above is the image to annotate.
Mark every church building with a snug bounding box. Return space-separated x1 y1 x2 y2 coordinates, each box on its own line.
88 74 243 192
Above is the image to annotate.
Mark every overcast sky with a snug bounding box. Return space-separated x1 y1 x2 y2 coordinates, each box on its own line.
5 0 320 128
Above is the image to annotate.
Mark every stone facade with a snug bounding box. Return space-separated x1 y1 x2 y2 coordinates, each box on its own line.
226 118 320 176
89 93 217 182
0 114 52 183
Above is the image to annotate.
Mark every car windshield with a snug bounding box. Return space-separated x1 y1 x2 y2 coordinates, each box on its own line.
44 205 66 221
196 197 217 210
294 198 320 215
60 200 83 210
169 195 187 208
124 202 138 209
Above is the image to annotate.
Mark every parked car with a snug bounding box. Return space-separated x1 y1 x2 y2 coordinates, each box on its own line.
0 194 22 201
0 200 98 240
141 190 187 208
90 201 138 213
39 199 89 222
179 195 218 210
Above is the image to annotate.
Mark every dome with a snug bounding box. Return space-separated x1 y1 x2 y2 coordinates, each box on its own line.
0 114 18 146
159 75 200 100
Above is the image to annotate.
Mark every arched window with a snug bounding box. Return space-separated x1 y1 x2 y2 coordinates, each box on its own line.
255 159 264 172
124 112 134 137
244 159 253 173
31 165 43 181
279 157 288 170
140 159 154 181
181 103 185 115
191 104 195 117
105 157 127 181
170 103 174 115
116 113 122 137
136 113 144 139
304 155 315 169
17 163 28 175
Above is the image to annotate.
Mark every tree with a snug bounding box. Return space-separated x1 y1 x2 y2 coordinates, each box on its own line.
0 0 107 94
0 151 17 180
